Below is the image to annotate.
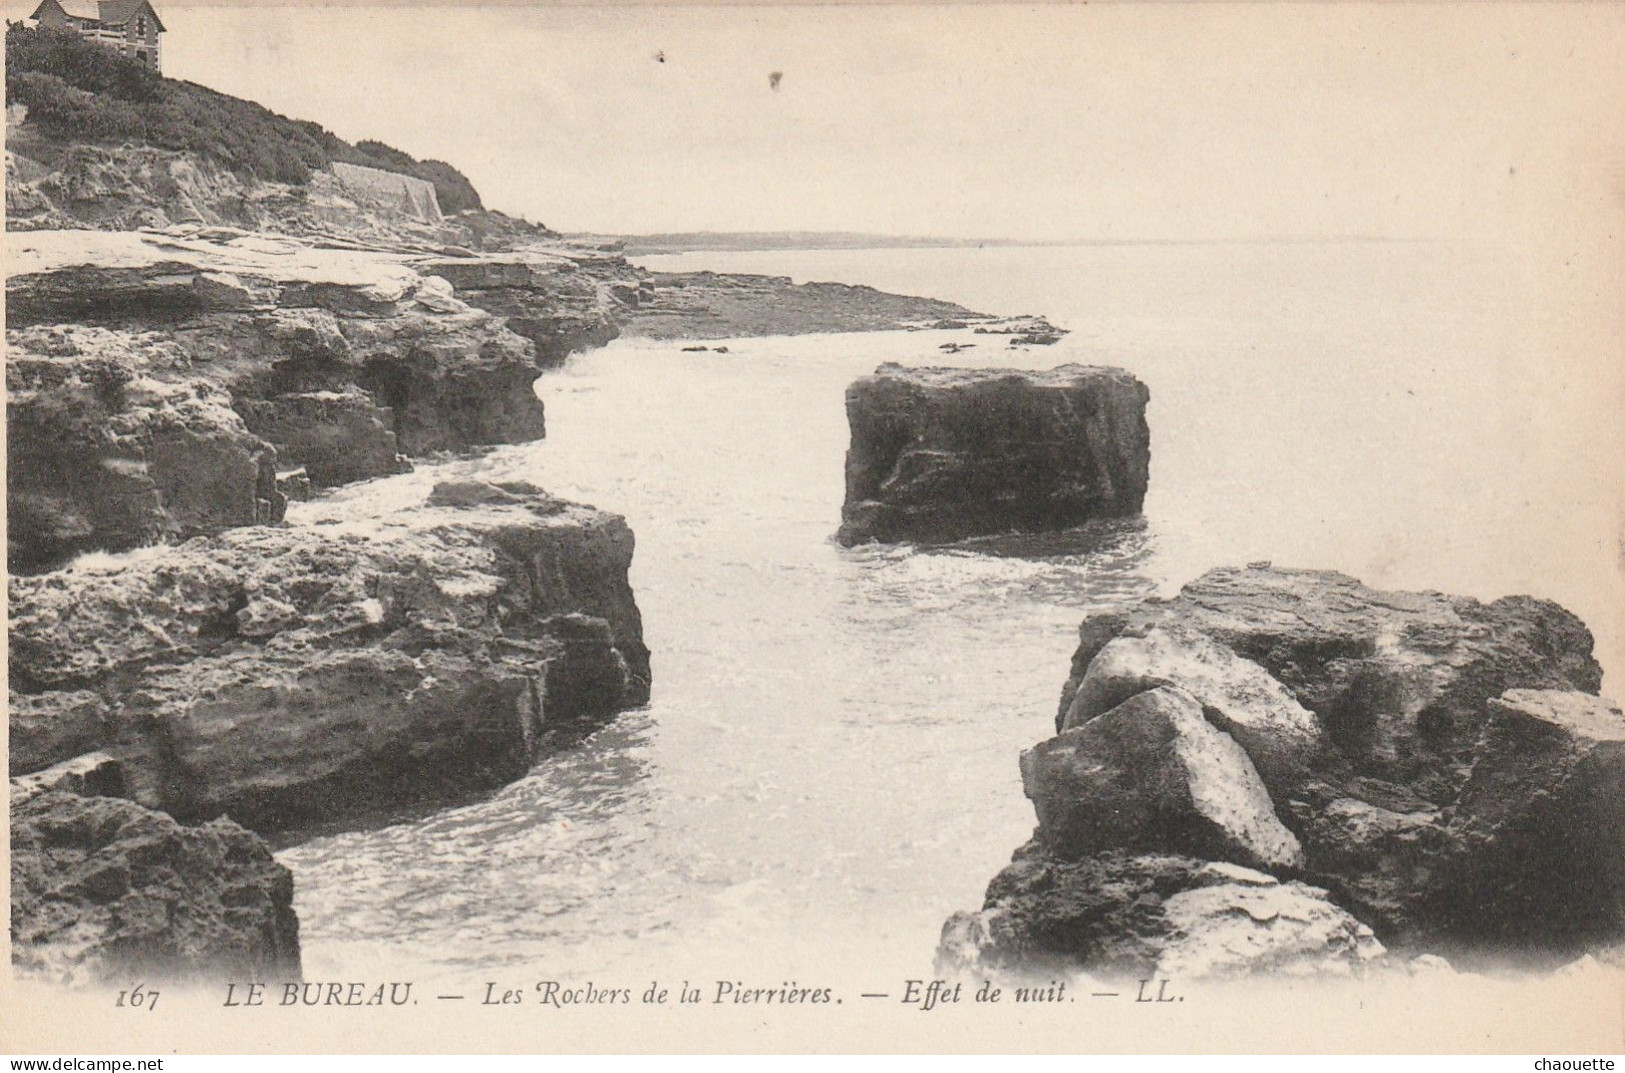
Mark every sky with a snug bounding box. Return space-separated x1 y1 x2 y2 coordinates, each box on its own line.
9 2 1624 241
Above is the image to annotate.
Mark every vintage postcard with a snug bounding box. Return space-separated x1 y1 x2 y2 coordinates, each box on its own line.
3 0 1623 1055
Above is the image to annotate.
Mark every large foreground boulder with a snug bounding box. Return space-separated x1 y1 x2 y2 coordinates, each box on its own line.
937 846 1383 981
1057 564 1602 799
945 564 1618 976
9 480 650 833
836 363 1149 546
12 789 300 986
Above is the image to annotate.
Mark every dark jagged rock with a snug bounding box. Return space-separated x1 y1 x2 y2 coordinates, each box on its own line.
8 480 649 833
937 845 1382 981
11 790 300 986
948 564 1616 975
837 364 1150 546
1439 690 1625 953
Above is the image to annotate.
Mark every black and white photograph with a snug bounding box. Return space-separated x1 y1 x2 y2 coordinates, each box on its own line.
3 0 1623 1056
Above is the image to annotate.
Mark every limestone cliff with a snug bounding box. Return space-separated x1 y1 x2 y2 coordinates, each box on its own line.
5 228 639 571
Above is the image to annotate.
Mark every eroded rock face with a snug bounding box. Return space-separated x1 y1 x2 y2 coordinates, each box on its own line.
12 790 300 986
837 364 1149 546
1022 686 1303 871
8 348 284 572
1440 690 1625 952
418 252 632 367
947 564 1617 976
235 390 409 488
937 846 1382 981
5 229 638 570
8 480 649 833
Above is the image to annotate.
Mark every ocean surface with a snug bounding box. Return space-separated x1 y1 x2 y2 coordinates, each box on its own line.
281 241 1622 986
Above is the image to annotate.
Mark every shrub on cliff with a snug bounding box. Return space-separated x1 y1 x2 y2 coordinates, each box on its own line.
7 70 148 142
5 23 483 207
5 23 159 102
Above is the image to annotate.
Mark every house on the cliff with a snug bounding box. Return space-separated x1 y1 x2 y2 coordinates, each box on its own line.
28 0 165 73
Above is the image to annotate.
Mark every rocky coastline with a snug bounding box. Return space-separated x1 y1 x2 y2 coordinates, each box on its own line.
4 146 1018 986
940 564 1623 981
2 188 665 981
12 27 1617 1001
5 127 1033 984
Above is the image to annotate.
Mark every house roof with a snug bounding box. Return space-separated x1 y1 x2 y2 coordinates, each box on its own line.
30 0 164 29
98 0 164 31
33 0 102 21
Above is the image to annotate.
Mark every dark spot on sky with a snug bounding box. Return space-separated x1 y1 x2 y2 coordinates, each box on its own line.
654 50 665 64
769 71 783 90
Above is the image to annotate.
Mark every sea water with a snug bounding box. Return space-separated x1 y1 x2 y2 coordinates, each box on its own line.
280 240 1621 985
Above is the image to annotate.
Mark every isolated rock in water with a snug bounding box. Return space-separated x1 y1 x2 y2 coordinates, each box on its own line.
837 363 1150 546
11 791 300 986
1063 625 1326 794
1440 689 1625 952
937 846 1382 981
1021 686 1303 870
8 480 649 832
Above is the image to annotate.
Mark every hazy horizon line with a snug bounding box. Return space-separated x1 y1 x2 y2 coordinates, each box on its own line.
574 230 1442 248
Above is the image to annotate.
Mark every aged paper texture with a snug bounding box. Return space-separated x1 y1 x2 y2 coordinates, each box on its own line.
3 0 1623 1054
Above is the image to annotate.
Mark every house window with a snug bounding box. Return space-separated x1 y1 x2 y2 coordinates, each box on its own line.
137 15 147 36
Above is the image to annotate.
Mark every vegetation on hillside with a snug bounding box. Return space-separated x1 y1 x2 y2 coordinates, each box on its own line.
5 24 483 212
